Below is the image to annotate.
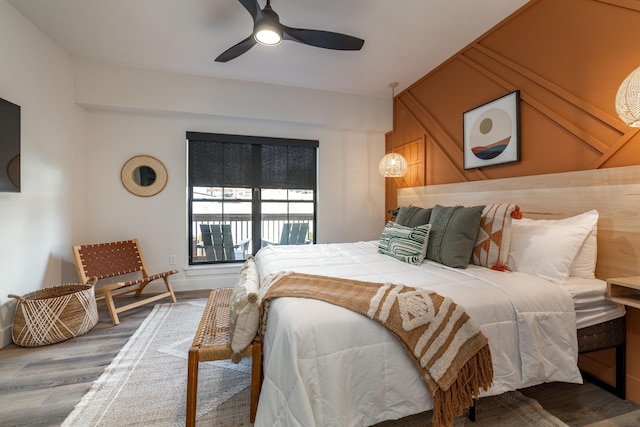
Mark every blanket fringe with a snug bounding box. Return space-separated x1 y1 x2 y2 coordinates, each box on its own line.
432 344 493 427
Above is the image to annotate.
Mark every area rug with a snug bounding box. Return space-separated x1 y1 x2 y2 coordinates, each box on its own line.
374 391 568 426
62 301 251 427
62 301 567 427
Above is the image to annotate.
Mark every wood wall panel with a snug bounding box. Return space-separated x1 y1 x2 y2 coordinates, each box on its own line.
461 46 625 147
384 0 640 219
397 165 640 280
383 133 426 222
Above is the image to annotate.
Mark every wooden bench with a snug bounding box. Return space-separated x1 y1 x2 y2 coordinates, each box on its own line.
72 239 178 325
187 287 262 426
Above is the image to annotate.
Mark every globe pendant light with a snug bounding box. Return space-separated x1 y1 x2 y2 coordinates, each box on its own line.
379 82 407 177
616 65 640 127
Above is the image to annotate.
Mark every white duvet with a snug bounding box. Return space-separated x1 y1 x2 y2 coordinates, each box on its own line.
254 241 582 426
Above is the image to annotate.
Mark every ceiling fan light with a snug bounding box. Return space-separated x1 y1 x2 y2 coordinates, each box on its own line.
254 25 282 46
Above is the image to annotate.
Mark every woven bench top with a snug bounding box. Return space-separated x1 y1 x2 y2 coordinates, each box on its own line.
191 288 256 362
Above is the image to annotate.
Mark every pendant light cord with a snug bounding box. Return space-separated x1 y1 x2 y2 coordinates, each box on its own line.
389 82 398 153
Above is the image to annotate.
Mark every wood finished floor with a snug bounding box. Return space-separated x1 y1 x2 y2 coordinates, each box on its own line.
1 290 639 427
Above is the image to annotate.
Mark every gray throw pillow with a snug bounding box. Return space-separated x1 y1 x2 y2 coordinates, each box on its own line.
426 204 485 268
395 206 432 228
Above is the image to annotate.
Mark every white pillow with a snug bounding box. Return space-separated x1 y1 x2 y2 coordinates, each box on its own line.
569 223 597 279
507 210 599 285
228 257 260 362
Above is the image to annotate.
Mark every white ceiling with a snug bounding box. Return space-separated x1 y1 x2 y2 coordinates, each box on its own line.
9 0 528 98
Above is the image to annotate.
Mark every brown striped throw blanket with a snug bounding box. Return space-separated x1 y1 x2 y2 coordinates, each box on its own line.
260 272 493 427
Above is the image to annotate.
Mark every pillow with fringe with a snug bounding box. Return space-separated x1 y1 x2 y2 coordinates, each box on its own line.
471 203 522 271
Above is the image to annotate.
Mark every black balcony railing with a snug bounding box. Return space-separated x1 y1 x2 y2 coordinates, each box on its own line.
191 213 314 262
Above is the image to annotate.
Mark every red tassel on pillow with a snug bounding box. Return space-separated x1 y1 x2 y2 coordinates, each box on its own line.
511 205 523 219
491 263 511 272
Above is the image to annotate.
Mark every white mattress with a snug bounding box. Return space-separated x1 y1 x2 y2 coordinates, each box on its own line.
565 277 626 329
254 241 584 426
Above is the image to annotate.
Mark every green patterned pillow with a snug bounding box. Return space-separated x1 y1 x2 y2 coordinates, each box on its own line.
378 222 431 265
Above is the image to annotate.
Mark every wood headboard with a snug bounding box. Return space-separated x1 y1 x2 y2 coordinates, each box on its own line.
398 165 640 280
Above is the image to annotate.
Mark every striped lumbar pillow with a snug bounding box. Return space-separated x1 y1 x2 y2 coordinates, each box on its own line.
378 222 431 265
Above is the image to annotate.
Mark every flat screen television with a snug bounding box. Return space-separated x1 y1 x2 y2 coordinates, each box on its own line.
0 96 20 192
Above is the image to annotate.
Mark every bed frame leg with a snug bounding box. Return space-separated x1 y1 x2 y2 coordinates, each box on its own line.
615 343 626 399
579 342 626 400
468 398 476 422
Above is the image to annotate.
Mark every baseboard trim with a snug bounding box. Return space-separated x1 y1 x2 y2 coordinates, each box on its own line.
0 325 12 349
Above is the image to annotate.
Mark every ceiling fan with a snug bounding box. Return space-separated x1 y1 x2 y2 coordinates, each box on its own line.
215 0 365 62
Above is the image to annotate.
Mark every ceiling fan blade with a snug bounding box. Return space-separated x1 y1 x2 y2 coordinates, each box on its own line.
238 0 260 22
282 26 364 51
215 35 257 62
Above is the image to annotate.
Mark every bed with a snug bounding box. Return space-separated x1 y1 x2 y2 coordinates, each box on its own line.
237 166 635 426
253 244 625 425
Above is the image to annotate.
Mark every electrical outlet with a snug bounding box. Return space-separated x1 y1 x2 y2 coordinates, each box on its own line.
169 254 176 265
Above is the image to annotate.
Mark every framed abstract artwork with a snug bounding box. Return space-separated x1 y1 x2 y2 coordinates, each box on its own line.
463 90 520 169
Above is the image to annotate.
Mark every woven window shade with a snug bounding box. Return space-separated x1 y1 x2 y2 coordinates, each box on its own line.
261 144 317 189
188 134 317 189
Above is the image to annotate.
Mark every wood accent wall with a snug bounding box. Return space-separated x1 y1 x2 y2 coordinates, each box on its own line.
386 0 640 401
384 0 640 221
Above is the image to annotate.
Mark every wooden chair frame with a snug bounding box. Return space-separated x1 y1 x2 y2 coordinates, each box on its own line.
72 239 178 325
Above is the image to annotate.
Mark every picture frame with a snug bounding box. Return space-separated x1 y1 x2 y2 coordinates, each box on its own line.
463 90 520 169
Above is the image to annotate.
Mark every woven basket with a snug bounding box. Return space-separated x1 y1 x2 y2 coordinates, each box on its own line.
9 277 99 347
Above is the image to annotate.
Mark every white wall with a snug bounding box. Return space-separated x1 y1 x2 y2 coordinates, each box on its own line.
0 1 86 346
0 2 388 347
76 62 388 291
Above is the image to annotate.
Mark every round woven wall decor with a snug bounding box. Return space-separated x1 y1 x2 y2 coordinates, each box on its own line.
121 155 168 197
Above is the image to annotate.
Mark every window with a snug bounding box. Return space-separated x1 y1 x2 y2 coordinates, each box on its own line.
187 132 318 265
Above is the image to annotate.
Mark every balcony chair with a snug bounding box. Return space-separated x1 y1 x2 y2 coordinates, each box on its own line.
262 223 310 247
199 224 250 261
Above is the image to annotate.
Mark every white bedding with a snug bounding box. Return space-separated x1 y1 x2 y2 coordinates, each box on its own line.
254 241 583 426
566 277 626 329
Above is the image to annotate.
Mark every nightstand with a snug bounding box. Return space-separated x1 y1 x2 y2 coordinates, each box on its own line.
607 276 640 309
